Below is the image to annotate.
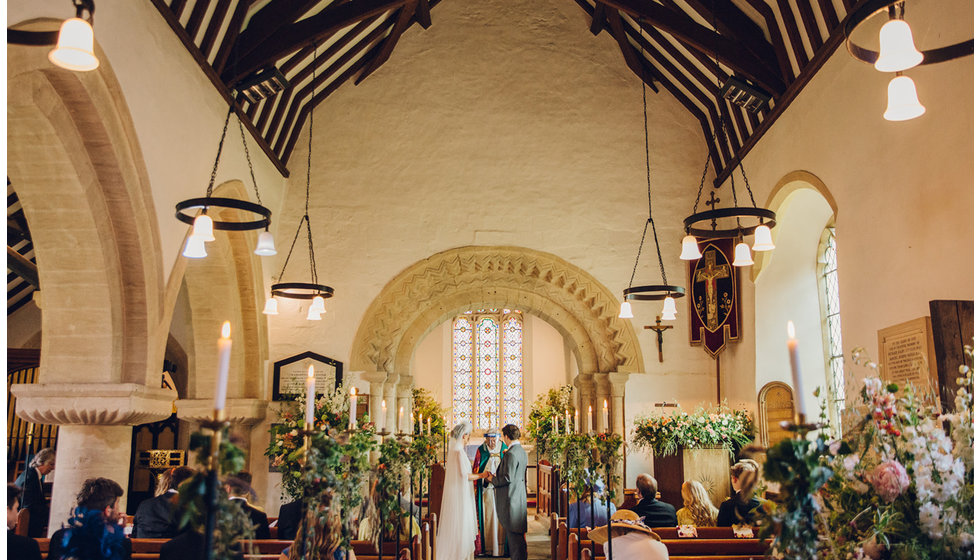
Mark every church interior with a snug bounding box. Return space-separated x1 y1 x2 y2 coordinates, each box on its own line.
5 0 974 558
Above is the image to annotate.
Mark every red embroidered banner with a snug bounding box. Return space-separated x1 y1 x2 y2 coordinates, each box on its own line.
688 238 740 356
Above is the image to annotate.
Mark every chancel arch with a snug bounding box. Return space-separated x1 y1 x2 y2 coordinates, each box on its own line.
754 172 838 429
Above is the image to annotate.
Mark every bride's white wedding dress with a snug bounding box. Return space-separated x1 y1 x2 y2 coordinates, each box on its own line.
435 433 478 560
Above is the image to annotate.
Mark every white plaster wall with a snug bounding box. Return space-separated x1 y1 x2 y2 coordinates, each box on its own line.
754 189 835 418
721 1 973 409
8 1 288 284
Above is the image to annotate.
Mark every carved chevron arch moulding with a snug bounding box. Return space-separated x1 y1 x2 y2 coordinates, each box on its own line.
350 246 644 376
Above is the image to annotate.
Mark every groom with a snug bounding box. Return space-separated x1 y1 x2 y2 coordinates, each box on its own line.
480 424 527 560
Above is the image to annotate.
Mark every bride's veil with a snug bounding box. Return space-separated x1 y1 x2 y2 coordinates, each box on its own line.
435 421 477 560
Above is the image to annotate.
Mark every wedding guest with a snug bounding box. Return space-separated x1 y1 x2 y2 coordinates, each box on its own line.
7 483 42 560
225 475 271 539
567 477 617 529
160 530 244 560
133 466 195 538
279 507 358 560
717 459 768 527
48 478 130 560
277 499 303 541
20 447 55 538
587 510 669 560
629 474 677 528
676 480 719 527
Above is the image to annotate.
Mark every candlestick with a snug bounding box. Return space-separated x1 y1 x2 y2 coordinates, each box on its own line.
349 387 357 430
787 321 807 419
565 409 570 435
552 415 557 435
306 365 316 426
587 405 593 433
381 400 387 432
603 399 609 433
575 409 580 433
427 417 431 435
214 321 232 411
398 406 404 433
419 413 423 435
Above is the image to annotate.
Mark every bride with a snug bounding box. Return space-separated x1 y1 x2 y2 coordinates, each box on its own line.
435 422 481 560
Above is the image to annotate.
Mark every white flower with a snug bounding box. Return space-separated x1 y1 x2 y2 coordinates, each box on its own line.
918 502 943 539
843 454 860 473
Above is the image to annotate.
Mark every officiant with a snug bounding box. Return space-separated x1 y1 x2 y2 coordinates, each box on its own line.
473 431 507 556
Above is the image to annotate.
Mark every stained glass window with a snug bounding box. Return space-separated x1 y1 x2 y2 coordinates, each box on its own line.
820 227 845 435
451 310 524 430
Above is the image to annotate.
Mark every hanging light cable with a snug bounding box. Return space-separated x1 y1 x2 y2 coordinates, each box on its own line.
620 71 685 320
267 41 333 319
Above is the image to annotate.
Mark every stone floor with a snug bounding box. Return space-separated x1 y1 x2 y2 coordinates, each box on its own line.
478 512 550 560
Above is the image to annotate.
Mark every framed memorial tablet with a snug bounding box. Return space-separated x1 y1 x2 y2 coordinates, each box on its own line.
272 351 343 401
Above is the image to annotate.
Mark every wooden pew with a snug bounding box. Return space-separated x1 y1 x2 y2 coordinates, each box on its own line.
557 521 569 560
577 536 770 559
549 513 561 560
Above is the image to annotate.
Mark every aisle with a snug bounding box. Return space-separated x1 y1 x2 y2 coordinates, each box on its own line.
524 514 550 560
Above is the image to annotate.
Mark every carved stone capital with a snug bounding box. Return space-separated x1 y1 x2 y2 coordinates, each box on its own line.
176 398 268 426
608 372 632 397
361 371 389 385
10 383 176 426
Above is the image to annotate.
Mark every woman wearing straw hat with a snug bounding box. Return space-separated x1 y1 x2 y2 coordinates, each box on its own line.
587 510 669 559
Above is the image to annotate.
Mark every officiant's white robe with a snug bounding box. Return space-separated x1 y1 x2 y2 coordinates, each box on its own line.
476 440 505 556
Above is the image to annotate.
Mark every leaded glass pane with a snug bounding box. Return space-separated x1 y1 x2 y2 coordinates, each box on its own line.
452 318 474 426
476 317 499 430
820 228 845 434
501 316 523 427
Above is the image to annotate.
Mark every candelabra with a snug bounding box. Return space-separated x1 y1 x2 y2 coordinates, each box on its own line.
198 410 229 560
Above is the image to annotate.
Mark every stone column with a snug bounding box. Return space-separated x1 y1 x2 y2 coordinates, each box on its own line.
572 373 595 432
362 371 389 432
594 373 611 433
384 380 398 434
608 372 631 436
10 383 174 536
396 377 414 434
176 398 268 490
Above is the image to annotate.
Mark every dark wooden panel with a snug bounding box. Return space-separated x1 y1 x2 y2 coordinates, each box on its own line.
652 452 684 509
929 300 974 413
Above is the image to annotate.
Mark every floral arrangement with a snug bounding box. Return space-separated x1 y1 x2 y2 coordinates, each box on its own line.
593 431 624 501
631 404 754 458
763 347 974 560
526 385 574 461
376 437 412 536
410 387 446 470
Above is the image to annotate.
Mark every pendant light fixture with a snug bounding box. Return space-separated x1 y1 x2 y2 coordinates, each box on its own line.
175 104 275 259
619 76 685 320
844 0 973 121
8 0 99 72
266 41 334 321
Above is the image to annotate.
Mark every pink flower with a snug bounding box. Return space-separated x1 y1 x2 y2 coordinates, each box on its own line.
869 460 910 503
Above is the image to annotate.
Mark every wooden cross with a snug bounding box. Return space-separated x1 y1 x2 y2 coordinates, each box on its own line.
644 316 674 362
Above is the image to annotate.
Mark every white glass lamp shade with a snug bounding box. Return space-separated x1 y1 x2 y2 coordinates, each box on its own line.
254 230 277 256
306 305 323 321
875 19 923 72
883 75 925 121
48 18 99 72
752 224 775 251
661 296 677 320
619 300 634 319
680 235 702 260
182 236 207 259
191 213 215 242
310 295 327 315
733 242 754 266
262 297 279 315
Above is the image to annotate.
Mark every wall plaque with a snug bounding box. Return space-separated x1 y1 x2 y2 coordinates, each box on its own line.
877 317 939 397
272 351 343 401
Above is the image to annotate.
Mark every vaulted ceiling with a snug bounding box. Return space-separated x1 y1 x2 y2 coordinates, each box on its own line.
150 0 857 185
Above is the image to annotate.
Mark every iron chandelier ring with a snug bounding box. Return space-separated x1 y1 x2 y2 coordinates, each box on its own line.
624 285 686 301
683 207 776 239
843 0 974 66
175 197 271 232
271 283 334 300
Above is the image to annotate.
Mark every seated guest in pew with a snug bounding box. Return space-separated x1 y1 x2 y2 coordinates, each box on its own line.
133 466 195 538
567 476 616 529
279 507 358 560
224 474 271 539
278 499 304 542
587 510 668 560
717 459 770 527
675 480 718 527
49 477 131 560
7 483 42 560
160 530 244 560
356 476 380 543
629 474 677 528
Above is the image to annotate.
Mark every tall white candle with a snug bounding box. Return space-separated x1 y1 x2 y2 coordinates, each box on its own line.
575 409 580 433
419 413 423 435
787 321 807 419
587 405 593 433
565 409 570 435
398 406 404 433
214 322 232 411
603 399 609 433
349 387 357 429
306 365 316 426
427 417 431 435
552 415 557 435
381 400 387 432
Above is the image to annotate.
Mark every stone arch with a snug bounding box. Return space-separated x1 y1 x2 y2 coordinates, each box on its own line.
7 23 165 389
351 246 643 377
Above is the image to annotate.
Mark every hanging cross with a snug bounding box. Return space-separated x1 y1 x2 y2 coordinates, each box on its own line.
644 316 674 362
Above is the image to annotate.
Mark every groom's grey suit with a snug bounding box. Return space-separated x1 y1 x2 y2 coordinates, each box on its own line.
489 441 528 560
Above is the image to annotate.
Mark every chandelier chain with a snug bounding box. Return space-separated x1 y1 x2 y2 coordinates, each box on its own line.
237 117 263 206
306 40 319 286
204 106 234 199
277 216 308 281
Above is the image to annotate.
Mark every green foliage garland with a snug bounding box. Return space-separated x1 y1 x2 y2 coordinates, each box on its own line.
526 385 574 461
376 437 411 536
631 404 754 458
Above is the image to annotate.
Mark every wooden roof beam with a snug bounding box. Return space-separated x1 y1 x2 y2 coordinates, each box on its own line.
415 0 432 28
225 0 323 77
678 0 781 79
7 246 38 288
590 2 607 35
356 0 421 84
598 0 786 96
740 0 795 83
606 10 659 93
223 0 408 85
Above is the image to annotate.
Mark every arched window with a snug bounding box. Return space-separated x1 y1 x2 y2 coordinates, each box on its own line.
818 226 845 434
452 309 524 430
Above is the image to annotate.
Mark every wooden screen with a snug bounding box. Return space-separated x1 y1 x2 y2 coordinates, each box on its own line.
7 350 58 482
758 382 794 447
